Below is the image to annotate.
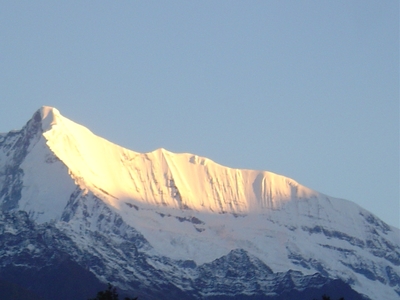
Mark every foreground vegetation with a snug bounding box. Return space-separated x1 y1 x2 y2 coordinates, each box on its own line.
88 284 137 300
88 284 345 300
314 296 344 300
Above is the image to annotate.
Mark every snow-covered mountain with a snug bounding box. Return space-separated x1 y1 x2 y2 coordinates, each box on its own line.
0 106 398 300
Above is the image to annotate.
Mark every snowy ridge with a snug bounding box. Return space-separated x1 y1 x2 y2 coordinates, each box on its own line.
0 106 398 300
40 106 321 215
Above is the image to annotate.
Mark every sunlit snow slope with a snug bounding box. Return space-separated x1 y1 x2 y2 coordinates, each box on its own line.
40 106 320 214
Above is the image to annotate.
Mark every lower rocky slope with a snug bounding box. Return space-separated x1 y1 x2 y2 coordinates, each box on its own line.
0 210 370 300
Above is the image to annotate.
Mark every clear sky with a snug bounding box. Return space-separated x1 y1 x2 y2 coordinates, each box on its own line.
0 1 398 227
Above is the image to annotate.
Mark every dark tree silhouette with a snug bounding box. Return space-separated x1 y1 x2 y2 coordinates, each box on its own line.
88 283 137 300
313 295 344 300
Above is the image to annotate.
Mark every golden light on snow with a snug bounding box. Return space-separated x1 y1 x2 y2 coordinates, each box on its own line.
40 106 320 214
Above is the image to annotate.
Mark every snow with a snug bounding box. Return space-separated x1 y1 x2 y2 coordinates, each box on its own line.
19 136 76 223
38 106 323 216
2 106 399 300
40 106 57 130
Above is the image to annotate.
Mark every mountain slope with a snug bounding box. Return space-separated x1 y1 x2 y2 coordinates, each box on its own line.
40 106 321 215
0 106 398 300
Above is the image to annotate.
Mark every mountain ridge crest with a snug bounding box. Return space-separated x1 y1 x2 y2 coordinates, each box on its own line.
30 106 322 215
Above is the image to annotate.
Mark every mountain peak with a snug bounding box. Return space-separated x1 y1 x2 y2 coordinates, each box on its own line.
19 106 323 215
39 106 61 132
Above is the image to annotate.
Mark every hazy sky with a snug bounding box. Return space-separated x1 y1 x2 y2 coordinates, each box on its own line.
0 1 398 227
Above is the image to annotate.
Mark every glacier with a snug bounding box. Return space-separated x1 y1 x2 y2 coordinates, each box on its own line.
0 106 398 300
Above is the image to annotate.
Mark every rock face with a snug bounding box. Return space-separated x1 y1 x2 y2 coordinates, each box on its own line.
0 107 398 300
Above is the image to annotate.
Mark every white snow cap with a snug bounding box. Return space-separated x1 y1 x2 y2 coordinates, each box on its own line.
37 106 323 214
40 106 60 132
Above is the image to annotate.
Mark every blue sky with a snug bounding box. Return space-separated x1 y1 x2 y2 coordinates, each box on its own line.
0 1 398 227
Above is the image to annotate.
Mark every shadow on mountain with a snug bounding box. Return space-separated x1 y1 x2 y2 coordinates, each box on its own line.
0 258 104 300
